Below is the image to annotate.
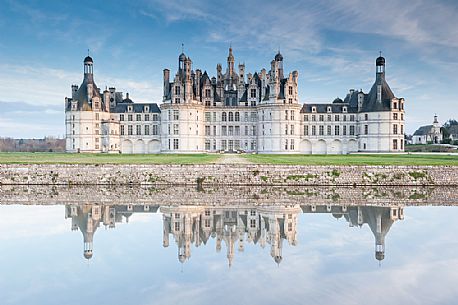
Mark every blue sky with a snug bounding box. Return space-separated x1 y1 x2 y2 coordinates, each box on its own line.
0 0 457 138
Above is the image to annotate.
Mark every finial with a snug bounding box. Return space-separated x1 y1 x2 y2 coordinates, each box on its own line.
88 49 90 56
379 50 382 57
181 43 184 53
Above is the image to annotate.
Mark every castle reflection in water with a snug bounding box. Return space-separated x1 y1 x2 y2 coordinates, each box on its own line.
65 203 404 265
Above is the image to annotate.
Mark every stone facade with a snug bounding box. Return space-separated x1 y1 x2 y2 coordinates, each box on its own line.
65 50 405 154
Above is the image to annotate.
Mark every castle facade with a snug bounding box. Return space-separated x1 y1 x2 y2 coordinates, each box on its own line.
65 48 405 154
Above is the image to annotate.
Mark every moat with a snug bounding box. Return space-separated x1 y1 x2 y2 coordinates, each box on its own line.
1 185 457 305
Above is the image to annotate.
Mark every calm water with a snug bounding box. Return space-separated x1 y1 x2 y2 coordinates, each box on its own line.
0 192 457 305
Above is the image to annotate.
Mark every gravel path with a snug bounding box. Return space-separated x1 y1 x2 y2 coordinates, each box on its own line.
216 154 252 164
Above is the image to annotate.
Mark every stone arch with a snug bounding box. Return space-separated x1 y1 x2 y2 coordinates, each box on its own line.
148 140 161 153
300 139 312 154
348 139 358 153
312 139 327 154
121 139 133 154
328 139 343 154
134 139 145 154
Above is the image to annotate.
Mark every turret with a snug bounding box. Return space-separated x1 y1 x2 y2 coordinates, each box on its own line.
84 55 94 82
376 54 385 103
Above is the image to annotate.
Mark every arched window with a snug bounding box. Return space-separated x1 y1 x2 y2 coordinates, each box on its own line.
222 112 227 121
235 112 240 121
229 112 234 121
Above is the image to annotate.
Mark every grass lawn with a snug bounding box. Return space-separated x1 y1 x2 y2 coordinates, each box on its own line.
0 152 221 164
241 154 458 166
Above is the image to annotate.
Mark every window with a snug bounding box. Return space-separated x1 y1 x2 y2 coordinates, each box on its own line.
285 125 288 135
319 115 324 121
350 125 355 135
121 125 125 135
350 115 355 121
221 140 227 150
205 100 211 107
364 114 368 121
222 112 227 121
235 112 240 121
175 86 180 95
285 139 288 150
228 126 234 136
245 126 248 136
145 114 150 121
289 86 293 95
288 98 292 104
291 111 294 120
175 98 180 104
304 115 309 121
205 89 211 97
343 107 347 113
250 219 256 228
128 114 133 121
136 114 141 121
393 124 398 134
250 88 256 98
173 124 179 135
153 114 159 121
222 126 227 136
312 125 316 136
335 125 340 136
205 126 210 136
136 125 141 135
173 139 179 150
393 102 398 109
244 112 249 122
343 115 347 122
327 107 332 113
229 112 234 121
205 140 211 150
401 125 404 134
173 110 179 120
304 125 309 136
401 139 404 150
327 125 331 136
312 115 316 121
120 114 124 121
364 125 368 135
319 125 324 136
290 139 295 150
235 126 240 136
205 112 211 122
335 115 340 121
393 139 398 150
128 125 133 135
343 125 347 136
290 125 294 135
327 115 331 121
152 125 158 135
251 126 256 136
401 113 404 120
144 125 150 135
285 110 289 120
393 113 398 120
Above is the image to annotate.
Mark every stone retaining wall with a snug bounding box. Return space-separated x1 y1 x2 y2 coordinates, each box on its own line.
0 164 457 186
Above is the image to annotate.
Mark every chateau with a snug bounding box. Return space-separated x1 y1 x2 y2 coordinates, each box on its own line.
65 48 405 154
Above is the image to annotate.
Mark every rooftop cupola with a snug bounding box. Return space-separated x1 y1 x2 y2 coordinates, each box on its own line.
376 52 385 81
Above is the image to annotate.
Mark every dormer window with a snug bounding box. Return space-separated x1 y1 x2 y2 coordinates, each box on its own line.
128 105 133 112
393 102 398 109
327 106 332 113
312 107 317 113
343 106 347 113
145 106 149 112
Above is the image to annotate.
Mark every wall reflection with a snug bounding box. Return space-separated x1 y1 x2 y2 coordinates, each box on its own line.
65 204 403 265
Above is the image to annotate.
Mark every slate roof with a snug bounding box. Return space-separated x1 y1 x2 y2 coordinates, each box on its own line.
300 102 357 113
113 102 160 113
413 125 433 136
67 75 102 111
361 77 395 112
